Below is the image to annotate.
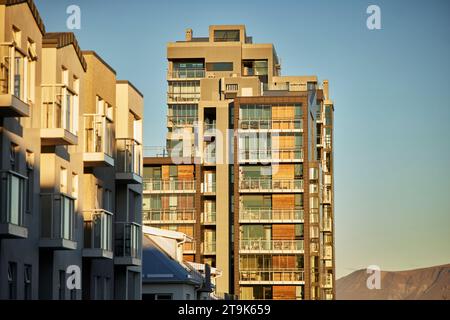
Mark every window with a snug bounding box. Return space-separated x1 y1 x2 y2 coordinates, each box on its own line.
26 151 34 214
58 270 66 300
147 293 173 300
24 264 32 300
104 189 113 212
206 62 233 72
226 84 238 91
10 143 18 171
8 262 17 300
214 30 240 42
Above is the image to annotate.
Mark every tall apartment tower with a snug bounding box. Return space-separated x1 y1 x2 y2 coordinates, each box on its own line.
0 0 143 299
143 25 335 299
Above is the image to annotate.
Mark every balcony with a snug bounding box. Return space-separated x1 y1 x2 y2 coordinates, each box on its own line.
239 269 305 285
142 209 196 224
0 43 30 117
114 222 141 266
167 115 197 128
167 92 200 103
0 170 27 239
203 122 216 137
238 148 303 163
321 274 333 288
202 211 216 225
40 193 76 250
321 219 333 232
238 119 303 132
239 239 304 253
239 207 304 223
239 178 304 193
116 138 142 184
143 179 196 194
316 110 323 123
202 241 216 255
167 68 205 79
83 209 113 259
183 240 196 254
40 85 78 146
83 114 114 167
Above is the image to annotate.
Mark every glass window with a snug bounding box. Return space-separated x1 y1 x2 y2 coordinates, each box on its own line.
24 265 32 300
206 62 233 72
214 30 240 42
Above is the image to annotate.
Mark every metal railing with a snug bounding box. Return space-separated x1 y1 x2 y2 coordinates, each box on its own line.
202 241 216 254
115 222 141 259
239 208 304 221
239 119 303 130
0 170 26 227
116 138 142 176
40 193 75 241
239 269 304 282
142 209 196 223
167 92 200 103
167 115 197 127
238 148 303 162
0 43 25 100
240 239 304 252
143 179 196 192
239 178 303 192
41 84 77 135
83 209 113 252
83 114 113 156
168 68 205 79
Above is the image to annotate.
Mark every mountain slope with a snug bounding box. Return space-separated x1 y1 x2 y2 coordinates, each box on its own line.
336 264 449 300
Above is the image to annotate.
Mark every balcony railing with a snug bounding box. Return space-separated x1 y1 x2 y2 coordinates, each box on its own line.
41 84 77 135
167 92 200 103
115 222 141 260
0 170 26 228
240 239 304 252
202 241 216 254
143 179 196 193
143 209 196 224
40 193 75 242
240 269 305 282
168 68 205 79
202 211 216 224
167 115 197 127
116 138 142 176
83 114 113 156
321 219 332 232
83 209 113 253
239 119 303 131
183 240 196 253
238 148 303 162
321 274 333 288
239 208 304 222
239 178 303 192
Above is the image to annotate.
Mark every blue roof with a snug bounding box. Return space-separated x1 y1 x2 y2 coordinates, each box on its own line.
141 235 202 285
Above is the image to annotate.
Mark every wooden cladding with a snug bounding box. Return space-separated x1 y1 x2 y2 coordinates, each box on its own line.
178 165 195 180
160 165 194 180
272 224 295 240
272 255 296 269
273 286 296 300
273 164 294 179
272 194 295 209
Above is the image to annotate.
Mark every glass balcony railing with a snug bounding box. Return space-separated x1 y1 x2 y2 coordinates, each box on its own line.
240 239 304 252
168 68 205 79
83 209 113 253
83 114 113 156
41 84 77 135
239 119 303 130
167 92 200 103
203 241 216 254
116 138 142 176
40 193 75 242
239 178 303 192
239 207 304 222
0 170 26 228
167 115 197 127
202 211 216 224
239 148 303 162
143 209 196 223
143 179 196 193
202 181 216 193
240 269 304 282
115 222 141 260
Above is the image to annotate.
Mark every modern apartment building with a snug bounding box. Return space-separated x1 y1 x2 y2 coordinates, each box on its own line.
0 0 143 300
143 25 335 299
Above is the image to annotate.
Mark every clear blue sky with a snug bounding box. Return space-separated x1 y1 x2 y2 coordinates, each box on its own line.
36 0 450 278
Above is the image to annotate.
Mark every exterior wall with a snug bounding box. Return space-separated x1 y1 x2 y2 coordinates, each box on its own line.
142 283 197 300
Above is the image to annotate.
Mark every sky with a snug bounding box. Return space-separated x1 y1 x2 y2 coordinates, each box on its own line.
35 0 450 278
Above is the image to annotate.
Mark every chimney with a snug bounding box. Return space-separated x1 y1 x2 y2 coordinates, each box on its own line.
323 80 329 100
185 28 193 41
